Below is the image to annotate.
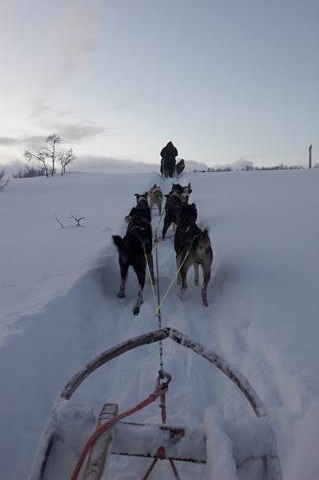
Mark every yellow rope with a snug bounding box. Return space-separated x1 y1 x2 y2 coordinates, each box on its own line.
144 246 190 316
157 250 190 313
144 194 190 316
144 249 158 308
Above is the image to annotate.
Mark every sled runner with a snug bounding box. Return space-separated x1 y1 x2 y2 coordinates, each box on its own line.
29 328 283 480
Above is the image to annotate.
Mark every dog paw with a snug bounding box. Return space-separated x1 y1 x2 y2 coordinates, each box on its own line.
178 288 186 300
117 292 125 298
133 306 140 315
202 292 208 306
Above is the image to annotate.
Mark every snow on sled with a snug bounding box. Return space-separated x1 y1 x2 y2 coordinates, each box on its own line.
29 328 283 480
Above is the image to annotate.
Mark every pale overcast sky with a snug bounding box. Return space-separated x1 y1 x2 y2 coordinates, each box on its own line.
0 0 318 168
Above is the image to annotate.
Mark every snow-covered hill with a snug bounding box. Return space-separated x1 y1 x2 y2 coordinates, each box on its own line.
0 169 318 479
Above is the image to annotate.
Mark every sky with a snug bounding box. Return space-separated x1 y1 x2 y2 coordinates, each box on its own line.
0 168 318 480
0 0 318 169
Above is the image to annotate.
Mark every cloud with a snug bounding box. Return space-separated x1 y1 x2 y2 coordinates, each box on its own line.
49 121 107 143
30 0 105 121
0 137 19 147
30 101 55 123
55 1 104 74
0 136 47 149
0 122 106 151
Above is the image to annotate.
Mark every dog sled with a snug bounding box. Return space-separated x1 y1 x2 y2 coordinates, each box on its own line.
29 328 283 480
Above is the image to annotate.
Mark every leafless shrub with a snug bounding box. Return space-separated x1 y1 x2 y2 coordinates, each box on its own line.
70 214 85 226
54 214 64 229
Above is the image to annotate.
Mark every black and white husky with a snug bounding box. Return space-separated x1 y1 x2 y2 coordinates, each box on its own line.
162 182 192 240
113 206 154 315
134 192 151 222
174 203 213 306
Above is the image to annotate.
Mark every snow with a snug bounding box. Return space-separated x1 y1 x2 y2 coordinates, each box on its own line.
0 168 318 479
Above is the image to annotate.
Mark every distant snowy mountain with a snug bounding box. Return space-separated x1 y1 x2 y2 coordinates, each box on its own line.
210 159 254 171
184 159 209 172
74 155 209 174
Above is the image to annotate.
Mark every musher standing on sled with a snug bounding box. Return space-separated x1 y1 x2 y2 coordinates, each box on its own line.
160 141 178 177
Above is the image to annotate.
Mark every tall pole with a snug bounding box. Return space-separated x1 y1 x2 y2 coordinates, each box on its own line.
308 144 312 169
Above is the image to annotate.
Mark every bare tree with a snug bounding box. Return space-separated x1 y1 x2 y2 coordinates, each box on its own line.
0 169 9 191
24 134 74 177
45 134 61 176
24 150 50 177
60 148 74 175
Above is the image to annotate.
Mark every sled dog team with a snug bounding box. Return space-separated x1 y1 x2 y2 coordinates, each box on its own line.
112 182 213 315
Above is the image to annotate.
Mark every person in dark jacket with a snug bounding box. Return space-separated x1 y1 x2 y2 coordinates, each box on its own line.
160 141 178 177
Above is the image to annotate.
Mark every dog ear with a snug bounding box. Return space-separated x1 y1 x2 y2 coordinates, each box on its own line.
134 193 139 198
200 228 210 239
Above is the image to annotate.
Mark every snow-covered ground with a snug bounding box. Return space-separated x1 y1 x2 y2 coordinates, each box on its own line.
0 168 318 479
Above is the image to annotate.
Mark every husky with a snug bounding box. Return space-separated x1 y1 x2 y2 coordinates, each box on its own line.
175 159 185 176
171 182 192 202
148 184 164 215
162 182 192 240
174 203 213 306
134 192 151 222
113 207 154 315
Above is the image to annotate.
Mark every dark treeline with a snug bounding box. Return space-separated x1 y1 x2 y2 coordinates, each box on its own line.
13 165 46 178
194 163 319 173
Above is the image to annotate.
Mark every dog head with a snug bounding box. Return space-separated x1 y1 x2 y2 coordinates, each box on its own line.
170 182 192 203
184 182 192 194
171 183 183 195
148 184 163 198
134 192 149 208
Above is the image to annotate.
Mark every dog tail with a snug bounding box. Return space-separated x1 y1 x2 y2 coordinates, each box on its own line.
112 235 126 252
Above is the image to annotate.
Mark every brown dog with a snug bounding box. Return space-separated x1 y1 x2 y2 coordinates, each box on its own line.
148 184 163 215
